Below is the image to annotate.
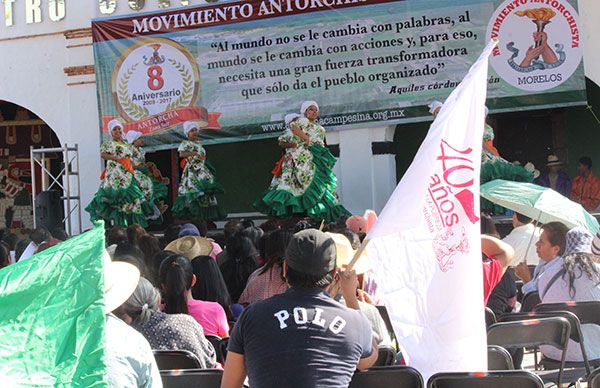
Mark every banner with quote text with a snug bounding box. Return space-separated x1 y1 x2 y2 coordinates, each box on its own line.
92 0 585 149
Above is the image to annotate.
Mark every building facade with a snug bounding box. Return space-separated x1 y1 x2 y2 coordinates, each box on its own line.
0 0 598 231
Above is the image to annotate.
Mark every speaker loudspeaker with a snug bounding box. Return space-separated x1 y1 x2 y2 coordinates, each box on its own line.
35 190 63 231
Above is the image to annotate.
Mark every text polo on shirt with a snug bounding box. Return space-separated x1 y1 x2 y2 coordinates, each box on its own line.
274 307 347 334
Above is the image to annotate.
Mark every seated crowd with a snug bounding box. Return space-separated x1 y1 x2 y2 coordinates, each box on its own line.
2 212 600 387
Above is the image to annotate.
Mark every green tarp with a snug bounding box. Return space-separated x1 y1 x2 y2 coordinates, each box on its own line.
0 226 107 387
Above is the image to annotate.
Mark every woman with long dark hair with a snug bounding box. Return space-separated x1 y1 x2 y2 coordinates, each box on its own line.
159 255 229 337
239 229 291 305
138 236 167 285
191 256 234 321
219 229 260 303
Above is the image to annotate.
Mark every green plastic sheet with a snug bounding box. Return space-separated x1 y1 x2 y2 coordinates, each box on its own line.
0 226 107 387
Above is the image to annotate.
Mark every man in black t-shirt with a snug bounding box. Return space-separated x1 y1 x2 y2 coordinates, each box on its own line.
222 229 377 388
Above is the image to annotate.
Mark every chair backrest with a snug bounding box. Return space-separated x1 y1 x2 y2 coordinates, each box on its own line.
521 291 541 312
220 337 229 362
375 305 399 349
205 335 227 364
487 345 514 370
535 302 599 374
153 350 202 371
349 366 423 388
374 346 396 367
535 301 600 326
427 370 544 388
160 369 223 388
500 311 584 344
485 307 497 328
488 317 570 386
488 317 570 350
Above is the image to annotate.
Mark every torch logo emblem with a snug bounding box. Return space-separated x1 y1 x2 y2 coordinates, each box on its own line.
487 0 583 92
507 8 566 73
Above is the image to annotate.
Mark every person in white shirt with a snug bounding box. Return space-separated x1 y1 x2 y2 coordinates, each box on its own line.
104 254 162 387
539 227 600 362
515 221 569 296
503 212 541 266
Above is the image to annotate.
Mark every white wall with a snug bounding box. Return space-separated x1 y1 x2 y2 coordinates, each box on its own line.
580 0 600 87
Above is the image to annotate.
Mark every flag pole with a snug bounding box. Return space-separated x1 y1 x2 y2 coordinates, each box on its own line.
347 239 370 270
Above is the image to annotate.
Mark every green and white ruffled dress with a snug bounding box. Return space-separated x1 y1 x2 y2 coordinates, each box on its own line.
85 140 150 227
254 117 350 222
172 140 226 221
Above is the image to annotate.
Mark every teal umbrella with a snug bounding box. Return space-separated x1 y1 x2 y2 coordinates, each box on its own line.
480 179 599 233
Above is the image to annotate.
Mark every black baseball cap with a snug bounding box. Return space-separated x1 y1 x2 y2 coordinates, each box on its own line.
286 229 337 277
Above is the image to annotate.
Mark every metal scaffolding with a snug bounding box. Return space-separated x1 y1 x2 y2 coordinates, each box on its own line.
30 144 82 235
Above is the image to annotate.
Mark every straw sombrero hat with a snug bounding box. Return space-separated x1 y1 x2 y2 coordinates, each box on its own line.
165 236 213 260
326 232 371 274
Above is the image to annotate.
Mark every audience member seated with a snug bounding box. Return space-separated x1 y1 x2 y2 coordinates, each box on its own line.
2 233 19 262
50 227 69 242
104 254 161 387
216 220 243 267
238 229 292 305
178 222 223 260
14 238 30 263
191 255 236 322
106 226 128 247
127 224 147 246
147 250 176 287
515 222 569 296
482 215 517 315
535 154 572 197
36 238 62 254
117 277 217 368
113 242 148 279
503 212 541 265
165 235 213 261
221 229 377 388
324 231 391 346
481 234 514 305
219 229 260 303
161 224 181 247
160 255 229 338
539 227 600 362
571 156 600 211
137 234 163 284
19 227 51 261
0 243 10 268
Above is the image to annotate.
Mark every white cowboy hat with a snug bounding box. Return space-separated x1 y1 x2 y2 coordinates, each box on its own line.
165 236 213 260
326 232 371 274
546 154 563 167
104 250 140 313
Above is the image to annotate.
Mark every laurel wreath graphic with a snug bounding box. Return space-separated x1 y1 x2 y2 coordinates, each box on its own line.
117 63 150 120
166 58 194 112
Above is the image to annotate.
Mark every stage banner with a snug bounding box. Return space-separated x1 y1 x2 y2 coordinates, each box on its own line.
92 0 586 149
363 40 494 380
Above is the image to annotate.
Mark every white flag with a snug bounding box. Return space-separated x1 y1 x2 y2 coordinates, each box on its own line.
365 41 498 380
